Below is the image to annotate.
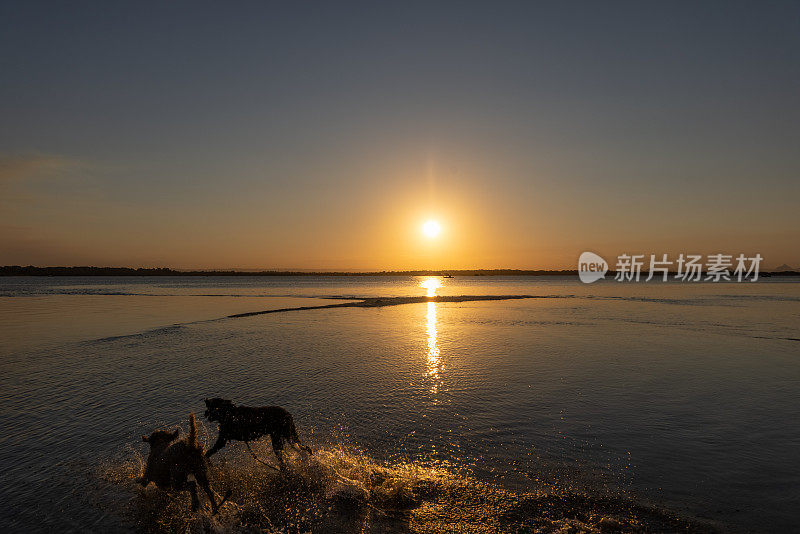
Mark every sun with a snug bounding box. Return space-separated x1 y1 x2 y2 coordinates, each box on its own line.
422 219 441 238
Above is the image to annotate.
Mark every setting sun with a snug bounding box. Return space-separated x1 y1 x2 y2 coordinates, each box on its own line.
422 219 442 238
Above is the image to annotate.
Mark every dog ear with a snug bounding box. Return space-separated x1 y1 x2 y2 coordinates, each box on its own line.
142 435 149 442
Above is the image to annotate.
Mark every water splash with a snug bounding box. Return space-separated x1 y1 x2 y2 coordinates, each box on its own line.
99 440 719 533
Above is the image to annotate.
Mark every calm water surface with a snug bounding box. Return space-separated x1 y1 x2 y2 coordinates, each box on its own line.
1 276 799 532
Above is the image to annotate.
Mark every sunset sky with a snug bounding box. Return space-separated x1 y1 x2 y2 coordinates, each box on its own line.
1 2 798 270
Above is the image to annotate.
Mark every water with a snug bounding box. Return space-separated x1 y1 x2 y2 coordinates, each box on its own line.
1 276 799 532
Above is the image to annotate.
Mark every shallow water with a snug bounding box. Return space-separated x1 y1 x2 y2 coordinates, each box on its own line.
1 276 799 532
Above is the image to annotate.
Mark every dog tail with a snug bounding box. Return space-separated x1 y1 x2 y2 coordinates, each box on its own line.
188 412 200 450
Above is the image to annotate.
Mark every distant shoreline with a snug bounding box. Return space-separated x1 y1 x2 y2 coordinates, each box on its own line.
0 266 580 276
1 266 798 277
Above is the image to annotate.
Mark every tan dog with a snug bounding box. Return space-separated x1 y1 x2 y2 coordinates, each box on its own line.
139 413 231 513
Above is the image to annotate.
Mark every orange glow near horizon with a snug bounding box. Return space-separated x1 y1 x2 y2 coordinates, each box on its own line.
3 166 796 271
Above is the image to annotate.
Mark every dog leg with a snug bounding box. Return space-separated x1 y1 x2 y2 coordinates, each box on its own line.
186 480 200 512
289 422 313 455
205 435 227 458
194 472 219 514
270 434 287 469
171 469 198 512
195 470 233 515
292 440 313 456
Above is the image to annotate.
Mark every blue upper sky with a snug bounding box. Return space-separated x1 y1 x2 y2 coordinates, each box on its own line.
1 1 798 269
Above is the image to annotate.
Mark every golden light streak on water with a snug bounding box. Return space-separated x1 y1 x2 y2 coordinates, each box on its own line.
426 301 440 393
419 277 442 298
418 277 443 393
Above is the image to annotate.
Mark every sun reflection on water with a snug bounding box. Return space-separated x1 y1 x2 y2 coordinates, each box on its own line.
420 277 442 298
426 301 440 389
420 277 443 394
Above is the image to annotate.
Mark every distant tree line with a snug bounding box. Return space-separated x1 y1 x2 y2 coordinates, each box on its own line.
0 265 583 276
1 266 796 277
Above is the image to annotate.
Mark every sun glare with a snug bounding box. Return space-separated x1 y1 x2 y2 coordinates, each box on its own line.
422 219 441 238
420 277 442 297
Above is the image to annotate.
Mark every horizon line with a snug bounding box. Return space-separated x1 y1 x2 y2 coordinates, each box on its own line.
1 265 798 276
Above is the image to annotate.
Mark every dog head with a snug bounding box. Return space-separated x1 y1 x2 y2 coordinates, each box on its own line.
204 397 234 422
142 429 179 447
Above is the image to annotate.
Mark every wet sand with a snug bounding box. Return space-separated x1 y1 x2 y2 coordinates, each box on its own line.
228 295 540 318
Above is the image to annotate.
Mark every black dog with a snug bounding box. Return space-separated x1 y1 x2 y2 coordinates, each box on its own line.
139 413 231 513
204 398 312 466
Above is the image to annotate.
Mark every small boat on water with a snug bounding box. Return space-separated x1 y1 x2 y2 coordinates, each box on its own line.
442 274 454 278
